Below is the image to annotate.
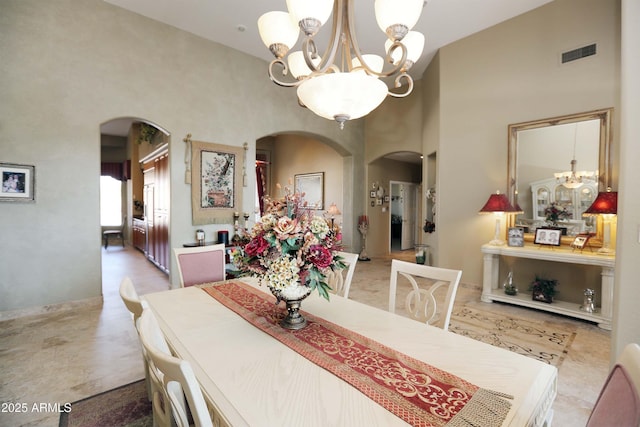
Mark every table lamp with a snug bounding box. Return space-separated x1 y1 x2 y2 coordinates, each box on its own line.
583 189 617 255
327 203 341 231
479 191 518 246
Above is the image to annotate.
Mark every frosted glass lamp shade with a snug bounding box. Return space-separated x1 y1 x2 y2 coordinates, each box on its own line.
375 0 424 36
286 0 333 26
288 51 321 79
351 54 384 75
385 31 425 64
258 11 299 53
297 72 388 123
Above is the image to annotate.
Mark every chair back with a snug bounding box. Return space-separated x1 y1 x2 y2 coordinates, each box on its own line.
138 309 213 427
173 244 226 287
119 276 143 324
327 251 358 298
586 343 640 427
389 259 462 331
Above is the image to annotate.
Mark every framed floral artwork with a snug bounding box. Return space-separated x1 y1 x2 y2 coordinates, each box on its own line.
1 163 35 202
191 140 243 225
294 172 324 210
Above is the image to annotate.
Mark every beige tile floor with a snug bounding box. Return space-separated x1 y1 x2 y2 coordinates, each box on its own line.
0 245 610 426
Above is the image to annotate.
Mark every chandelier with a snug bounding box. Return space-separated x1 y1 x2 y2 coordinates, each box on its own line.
257 0 426 129
554 123 597 189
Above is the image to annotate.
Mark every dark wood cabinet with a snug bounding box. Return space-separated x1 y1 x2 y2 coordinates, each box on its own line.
143 151 170 274
132 218 146 252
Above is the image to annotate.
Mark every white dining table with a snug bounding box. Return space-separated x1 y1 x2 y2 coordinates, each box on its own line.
143 278 557 427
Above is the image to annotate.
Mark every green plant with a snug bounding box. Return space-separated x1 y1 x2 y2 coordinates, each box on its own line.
137 123 159 145
529 275 558 298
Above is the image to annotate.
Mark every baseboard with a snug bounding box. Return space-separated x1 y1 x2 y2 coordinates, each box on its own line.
0 296 103 321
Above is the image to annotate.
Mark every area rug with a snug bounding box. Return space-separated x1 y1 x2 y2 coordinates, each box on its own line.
449 306 577 367
59 379 152 427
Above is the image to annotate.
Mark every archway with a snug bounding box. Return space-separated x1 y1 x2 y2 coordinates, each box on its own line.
99 117 171 295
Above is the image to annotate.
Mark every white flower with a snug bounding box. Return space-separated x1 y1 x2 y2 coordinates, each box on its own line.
265 255 299 291
309 216 329 238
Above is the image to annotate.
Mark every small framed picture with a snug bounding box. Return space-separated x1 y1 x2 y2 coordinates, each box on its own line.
571 234 591 251
1 163 35 202
370 190 376 198
534 228 562 246
384 195 390 203
507 227 524 247
370 201 375 207
376 198 383 206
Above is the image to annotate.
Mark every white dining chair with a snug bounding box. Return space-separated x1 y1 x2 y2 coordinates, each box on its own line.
586 343 640 427
173 244 226 287
138 307 213 427
119 276 152 401
327 251 358 298
388 259 462 331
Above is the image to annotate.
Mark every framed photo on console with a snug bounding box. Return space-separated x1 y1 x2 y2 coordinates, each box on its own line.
534 228 562 246
507 227 524 247
571 234 592 252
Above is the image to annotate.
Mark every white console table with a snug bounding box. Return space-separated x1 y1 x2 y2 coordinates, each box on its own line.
481 244 615 330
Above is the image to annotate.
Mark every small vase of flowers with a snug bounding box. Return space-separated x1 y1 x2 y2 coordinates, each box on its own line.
529 275 558 304
544 202 572 227
232 186 345 329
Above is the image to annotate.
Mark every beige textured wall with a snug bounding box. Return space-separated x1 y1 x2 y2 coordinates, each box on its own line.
434 0 619 283
0 0 364 312
260 134 349 249
366 158 422 256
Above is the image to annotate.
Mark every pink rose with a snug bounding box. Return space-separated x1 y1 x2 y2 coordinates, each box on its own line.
274 217 301 240
308 245 333 269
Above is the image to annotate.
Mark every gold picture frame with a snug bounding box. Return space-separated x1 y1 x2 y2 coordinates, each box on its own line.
191 140 244 225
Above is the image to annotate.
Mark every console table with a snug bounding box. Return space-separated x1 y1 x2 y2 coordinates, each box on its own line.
481 244 615 330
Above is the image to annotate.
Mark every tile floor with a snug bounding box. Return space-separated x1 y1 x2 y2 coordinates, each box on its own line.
0 245 610 426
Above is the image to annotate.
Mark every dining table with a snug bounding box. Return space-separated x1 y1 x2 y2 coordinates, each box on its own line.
143 278 557 427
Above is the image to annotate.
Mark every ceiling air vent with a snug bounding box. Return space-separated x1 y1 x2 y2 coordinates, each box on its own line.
561 43 597 64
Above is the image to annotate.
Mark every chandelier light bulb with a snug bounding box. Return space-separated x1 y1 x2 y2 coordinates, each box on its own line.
288 51 321 79
385 31 425 69
286 0 334 36
351 54 384 75
258 11 299 58
375 0 424 40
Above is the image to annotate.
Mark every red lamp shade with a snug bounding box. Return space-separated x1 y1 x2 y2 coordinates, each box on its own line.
479 192 518 213
583 191 618 215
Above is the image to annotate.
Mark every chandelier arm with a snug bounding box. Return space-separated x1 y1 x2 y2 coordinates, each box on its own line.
267 59 301 88
387 72 414 98
301 0 343 74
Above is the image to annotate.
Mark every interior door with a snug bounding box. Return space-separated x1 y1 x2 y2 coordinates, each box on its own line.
400 184 416 250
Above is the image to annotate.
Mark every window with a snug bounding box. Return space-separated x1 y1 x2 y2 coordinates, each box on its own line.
100 176 122 226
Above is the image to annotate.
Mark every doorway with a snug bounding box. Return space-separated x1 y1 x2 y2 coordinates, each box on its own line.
390 181 418 252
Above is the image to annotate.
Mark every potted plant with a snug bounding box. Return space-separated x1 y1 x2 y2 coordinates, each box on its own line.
529 275 558 303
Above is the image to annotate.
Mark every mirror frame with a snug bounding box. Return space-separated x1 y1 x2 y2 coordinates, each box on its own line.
506 108 613 247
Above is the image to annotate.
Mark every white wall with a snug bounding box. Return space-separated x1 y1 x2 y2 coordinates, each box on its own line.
0 0 364 313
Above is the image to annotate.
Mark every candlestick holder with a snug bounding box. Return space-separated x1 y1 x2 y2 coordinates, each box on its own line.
358 222 371 261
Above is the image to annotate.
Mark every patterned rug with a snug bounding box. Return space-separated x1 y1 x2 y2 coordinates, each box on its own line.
59 379 151 427
449 306 577 367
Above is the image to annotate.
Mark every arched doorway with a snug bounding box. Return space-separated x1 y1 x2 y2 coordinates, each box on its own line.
100 117 171 294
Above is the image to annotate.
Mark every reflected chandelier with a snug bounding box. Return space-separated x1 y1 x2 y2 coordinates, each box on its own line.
554 123 597 189
258 0 426 129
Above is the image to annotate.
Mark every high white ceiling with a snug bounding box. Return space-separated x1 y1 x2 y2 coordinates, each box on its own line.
100 0 552 139
103 0 552 81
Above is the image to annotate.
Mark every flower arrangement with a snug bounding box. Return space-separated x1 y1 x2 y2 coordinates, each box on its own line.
544 202 572 226
232 187 344 301
529 275 558 303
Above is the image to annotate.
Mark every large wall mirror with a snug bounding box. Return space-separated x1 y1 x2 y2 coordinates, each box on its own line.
507 108 613 246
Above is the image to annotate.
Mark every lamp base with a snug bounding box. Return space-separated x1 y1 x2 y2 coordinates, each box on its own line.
596 247 615 255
